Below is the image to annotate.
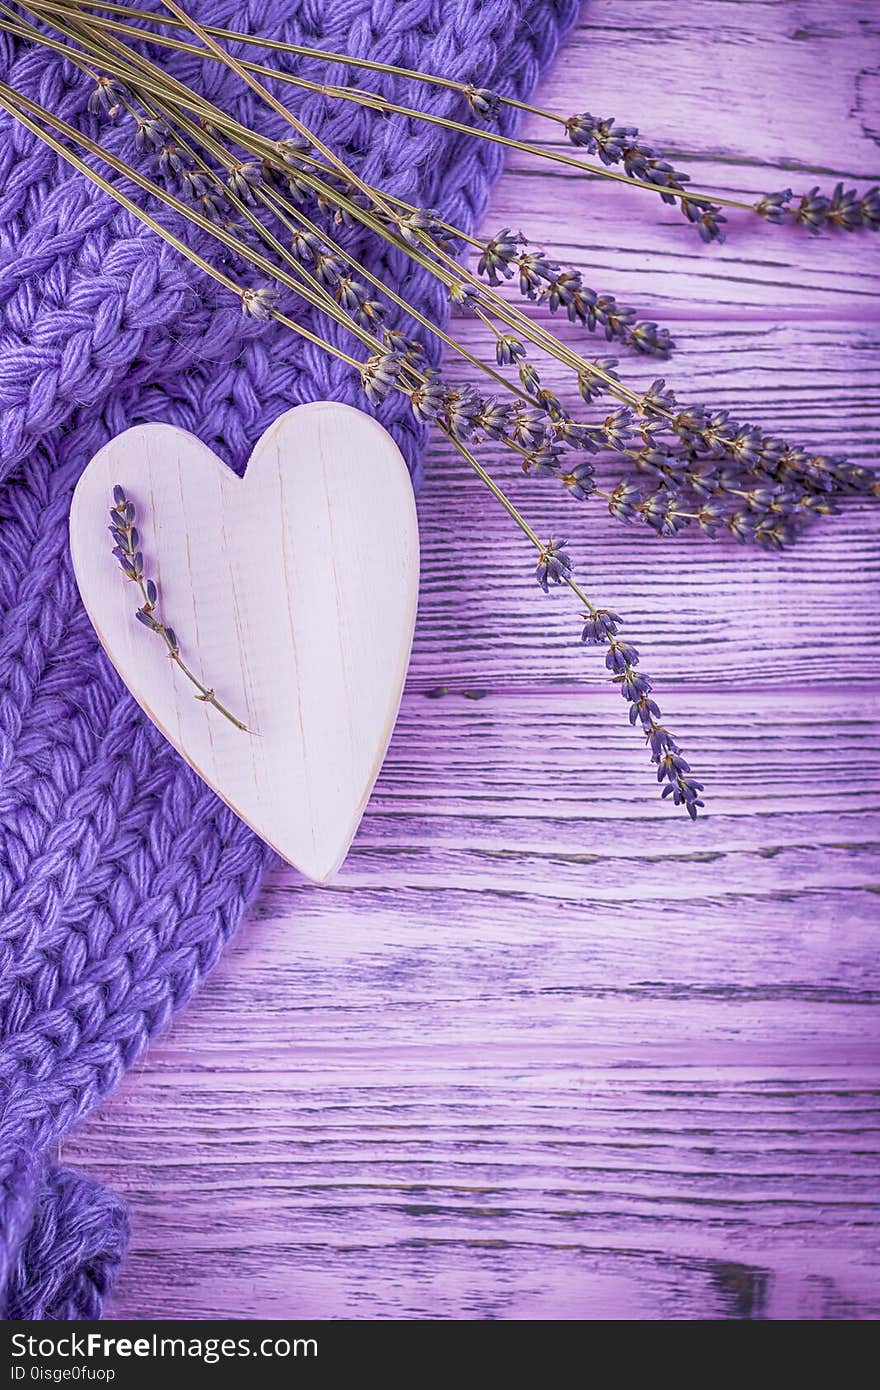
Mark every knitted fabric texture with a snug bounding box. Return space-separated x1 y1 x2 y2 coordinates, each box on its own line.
0 0 578 1318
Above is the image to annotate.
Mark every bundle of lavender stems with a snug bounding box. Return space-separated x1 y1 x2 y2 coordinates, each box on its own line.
0 0 877 819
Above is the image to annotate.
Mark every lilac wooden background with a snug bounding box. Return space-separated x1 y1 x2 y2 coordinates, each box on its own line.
62 0 880 1320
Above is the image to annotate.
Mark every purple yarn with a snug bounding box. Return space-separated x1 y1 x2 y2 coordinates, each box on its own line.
0 0 578 1318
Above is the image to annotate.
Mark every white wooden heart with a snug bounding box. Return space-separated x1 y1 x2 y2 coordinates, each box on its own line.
70 402 419 883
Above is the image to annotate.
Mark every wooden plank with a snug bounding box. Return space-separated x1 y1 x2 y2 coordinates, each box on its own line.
57 0 880 1320
61 1064 880 1320
492 0 880 314
61 686 880 1319
412 321 879 691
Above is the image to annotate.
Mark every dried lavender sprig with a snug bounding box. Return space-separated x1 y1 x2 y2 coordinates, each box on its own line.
597 476 834 551
389 345 874 553
1 71 413 421
0 52 510 453
108 486 248 730
48 1 878 244
459 334 878 534
78 40 674 364
564 111 724 243
156 0 402 231
147 98 528 397
475 227 673 357
377 334 875 549
0 70 543 484
446 436 705 818
503 369 878 547
115 85 391 341
18 13 436 374
757 184 880 235
61 1 563 123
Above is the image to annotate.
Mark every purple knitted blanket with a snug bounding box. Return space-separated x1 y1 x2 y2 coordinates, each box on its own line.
0 0 577 1318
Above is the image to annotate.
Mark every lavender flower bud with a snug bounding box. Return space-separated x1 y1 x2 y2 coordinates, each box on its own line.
134 117 167 151
360 352 403 404
464 85 501 121
581 609 622 644
477 228 520 284
517 250 555 300
409 375 446 423
534 537 572 592
794 186 829 235
473 397 512 440
627 321 674 357
522 444 562 478
313 251 346 288
640 378 676 417
449 282 480 312
353 298 386 328
605 639 639 674
495 335 526 366
518 360 541 395
661 778 705 821
755 189 792 224
553 419 600 453
565 112 600 150
561 462 597 500
603 407 636 450
275 136 313 166
828 183 864 232
861 187 880 231
695 501 724 538
683 198 726 244
87 76 124 120
594 118 639 166
607 480 641 524
157 141 190 179
227 162 262 204
240 286 279 321
443 386 484 441
334 275 367 311
544 269 582 313
510 407 548 450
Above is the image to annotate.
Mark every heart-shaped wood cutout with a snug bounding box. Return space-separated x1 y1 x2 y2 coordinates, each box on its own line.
70 403 419 882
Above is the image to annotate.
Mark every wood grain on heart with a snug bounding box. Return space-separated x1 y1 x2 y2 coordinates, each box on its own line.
70 402 419 883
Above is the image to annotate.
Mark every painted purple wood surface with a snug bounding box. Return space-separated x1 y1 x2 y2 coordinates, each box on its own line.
61 0 880 1320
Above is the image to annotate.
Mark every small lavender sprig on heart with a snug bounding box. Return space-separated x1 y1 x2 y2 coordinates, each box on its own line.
109 485 248 731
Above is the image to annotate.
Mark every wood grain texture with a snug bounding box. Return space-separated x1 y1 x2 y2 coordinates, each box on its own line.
60 0 880 1320
70 404 419 882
